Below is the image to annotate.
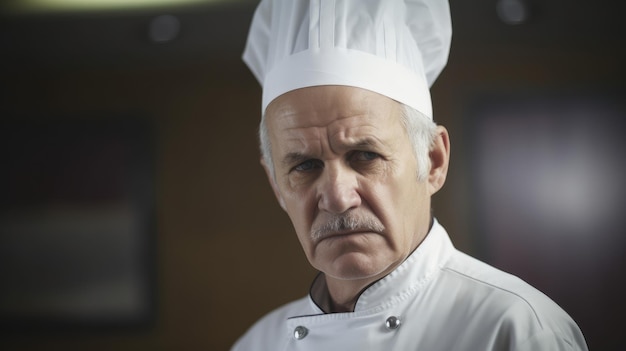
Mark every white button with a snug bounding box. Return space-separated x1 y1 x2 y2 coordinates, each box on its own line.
385 316 401 330
294 326 308 340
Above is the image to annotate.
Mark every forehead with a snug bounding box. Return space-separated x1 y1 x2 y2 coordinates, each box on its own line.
265 86 404 147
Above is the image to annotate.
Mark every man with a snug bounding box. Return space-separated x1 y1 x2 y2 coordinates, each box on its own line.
233 0 588 350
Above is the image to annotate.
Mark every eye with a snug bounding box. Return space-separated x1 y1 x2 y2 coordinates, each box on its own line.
293 159 323 172
353 151 380 161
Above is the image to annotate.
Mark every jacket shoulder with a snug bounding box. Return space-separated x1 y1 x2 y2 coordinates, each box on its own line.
440 250 587 350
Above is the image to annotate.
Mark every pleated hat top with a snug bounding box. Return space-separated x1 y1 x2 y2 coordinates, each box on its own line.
243 0 452 119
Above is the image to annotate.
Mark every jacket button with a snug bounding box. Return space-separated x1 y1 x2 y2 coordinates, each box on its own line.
294 326 309 340
385 316 401 330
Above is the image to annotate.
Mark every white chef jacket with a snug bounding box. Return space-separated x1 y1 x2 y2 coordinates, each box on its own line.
232 220 588 351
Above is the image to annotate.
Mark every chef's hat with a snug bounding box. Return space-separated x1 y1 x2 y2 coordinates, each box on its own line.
243 0 452 119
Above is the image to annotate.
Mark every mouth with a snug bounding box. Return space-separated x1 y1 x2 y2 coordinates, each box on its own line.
310 211 385 243
315 229 379 243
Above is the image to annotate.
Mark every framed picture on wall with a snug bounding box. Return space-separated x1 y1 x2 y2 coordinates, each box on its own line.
0 115 156 331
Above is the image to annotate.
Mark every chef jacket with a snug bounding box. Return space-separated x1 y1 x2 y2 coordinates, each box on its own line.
231 219 588 350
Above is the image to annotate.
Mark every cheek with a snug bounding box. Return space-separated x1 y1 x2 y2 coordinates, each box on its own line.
367 168 427 234
278 173 315 213
369 165 418 208
283 191 316 239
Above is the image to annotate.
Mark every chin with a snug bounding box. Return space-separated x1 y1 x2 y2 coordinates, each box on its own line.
321 251 398 281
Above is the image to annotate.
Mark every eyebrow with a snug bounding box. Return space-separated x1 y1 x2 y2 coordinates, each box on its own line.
280 137 384 167
350 137 380 149
282 152 309 168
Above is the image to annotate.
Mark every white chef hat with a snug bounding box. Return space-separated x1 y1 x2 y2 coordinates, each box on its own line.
243 0 452 119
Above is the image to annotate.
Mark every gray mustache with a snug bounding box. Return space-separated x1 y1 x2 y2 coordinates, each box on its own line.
311 212 385 242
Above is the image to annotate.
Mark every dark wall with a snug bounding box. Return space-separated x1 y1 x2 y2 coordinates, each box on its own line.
0 1 624 350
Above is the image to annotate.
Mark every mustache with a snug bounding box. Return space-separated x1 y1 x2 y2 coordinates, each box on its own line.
311 212 385 242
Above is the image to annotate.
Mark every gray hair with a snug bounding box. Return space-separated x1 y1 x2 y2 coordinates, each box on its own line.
259 103 437 181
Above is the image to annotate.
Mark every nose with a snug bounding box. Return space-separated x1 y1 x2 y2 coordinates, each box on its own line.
317 162 362 214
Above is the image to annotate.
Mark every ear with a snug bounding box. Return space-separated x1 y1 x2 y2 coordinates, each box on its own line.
428 125 450 195
261 157 287 211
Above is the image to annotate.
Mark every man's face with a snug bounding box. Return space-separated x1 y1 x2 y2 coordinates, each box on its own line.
264 86 434 282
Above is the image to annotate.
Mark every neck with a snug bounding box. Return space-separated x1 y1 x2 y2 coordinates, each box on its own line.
311 262 402 313
310 272 377 313
325 275 378 312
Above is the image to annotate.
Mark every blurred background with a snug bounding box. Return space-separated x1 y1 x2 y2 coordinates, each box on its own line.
0 0 624 350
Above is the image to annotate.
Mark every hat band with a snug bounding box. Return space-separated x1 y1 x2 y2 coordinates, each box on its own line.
262 48 433 119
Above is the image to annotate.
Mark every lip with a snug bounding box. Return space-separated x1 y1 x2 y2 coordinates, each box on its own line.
316 229 377 243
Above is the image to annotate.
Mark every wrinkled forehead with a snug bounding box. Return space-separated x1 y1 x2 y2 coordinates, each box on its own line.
264 86 403 130
264 86 407 156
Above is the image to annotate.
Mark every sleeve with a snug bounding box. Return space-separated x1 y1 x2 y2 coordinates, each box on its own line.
515 330 589 351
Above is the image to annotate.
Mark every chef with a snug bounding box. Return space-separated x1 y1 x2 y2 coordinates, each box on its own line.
233 0 588 350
